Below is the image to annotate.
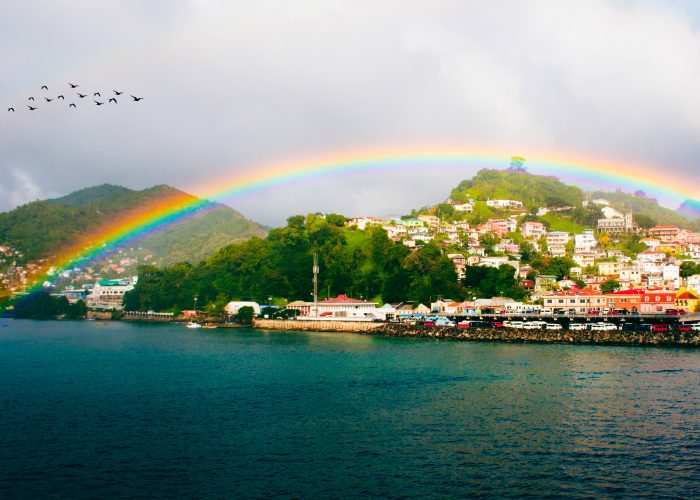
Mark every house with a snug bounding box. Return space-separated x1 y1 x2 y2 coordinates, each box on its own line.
482 219 510 237
317 294 380 319
418 214 440 227
574 230 597 252
431 299 455 312
286 300 314 316
541 288 608 314
535 275 558 292
346 217 382 230
597 213 636 234
598 261 622 277
572 252 596 268
486 199 524 209
675 288 699 313
606 289 645 312
640 238 660 249
640 290 677 314
648 225 680 242
521 221 545 240
546 231 570 247
453 202 474 213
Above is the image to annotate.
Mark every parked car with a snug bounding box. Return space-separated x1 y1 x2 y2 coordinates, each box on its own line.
523 321 547 330
545 323 563 330
553 308 566 315
507 321 524 329
490 321 505 328
590 323 617 331
665 309 682 316
569 323 588 331
691 324 700 331
651 324 669 332
457 321 470 329
677 325 692 332
435 318 455 327
588 310 601 316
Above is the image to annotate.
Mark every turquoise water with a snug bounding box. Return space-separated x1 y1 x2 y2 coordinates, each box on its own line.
1 320 699 498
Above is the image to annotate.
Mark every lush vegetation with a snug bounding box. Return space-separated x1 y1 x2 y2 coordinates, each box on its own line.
591 190 700 231
0 184 266 266
451 169 584 210
5 293 87 319
124 214 530 312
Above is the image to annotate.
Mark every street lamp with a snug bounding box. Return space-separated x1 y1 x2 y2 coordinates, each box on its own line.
193 296 198 312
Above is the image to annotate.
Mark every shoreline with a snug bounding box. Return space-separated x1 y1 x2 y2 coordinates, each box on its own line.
252 319 700 347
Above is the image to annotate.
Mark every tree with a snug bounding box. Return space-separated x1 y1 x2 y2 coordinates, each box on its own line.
680 261 700 278
235 306 255 325
600 278 621 294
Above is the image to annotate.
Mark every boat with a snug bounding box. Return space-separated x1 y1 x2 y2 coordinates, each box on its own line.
186 321 202 329
202 323 218 329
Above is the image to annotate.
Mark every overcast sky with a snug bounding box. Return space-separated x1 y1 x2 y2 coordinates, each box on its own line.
2 0 700 226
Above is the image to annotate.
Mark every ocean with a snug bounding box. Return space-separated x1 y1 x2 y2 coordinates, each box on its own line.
1 319 699 498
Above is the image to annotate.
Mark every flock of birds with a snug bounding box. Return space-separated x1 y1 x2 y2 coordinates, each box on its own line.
8 83 143 112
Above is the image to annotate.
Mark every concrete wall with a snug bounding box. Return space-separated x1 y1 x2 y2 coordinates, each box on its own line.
254 319 383 332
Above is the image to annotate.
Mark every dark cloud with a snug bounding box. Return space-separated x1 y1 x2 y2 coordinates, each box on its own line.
2 0 699 225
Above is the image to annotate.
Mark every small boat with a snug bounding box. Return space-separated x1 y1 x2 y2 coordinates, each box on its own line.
186 321 202 329
202 323 218 329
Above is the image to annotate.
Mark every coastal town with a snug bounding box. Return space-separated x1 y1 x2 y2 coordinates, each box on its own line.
2 190 699 328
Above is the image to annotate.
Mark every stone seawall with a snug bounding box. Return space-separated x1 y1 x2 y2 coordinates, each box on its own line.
254 319 383 332
365 324 700 347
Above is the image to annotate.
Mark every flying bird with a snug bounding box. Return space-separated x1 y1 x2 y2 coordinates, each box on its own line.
130 95 143 101
68 83 78 88
77 93 87 98
93 92 101 97
27 105 37 110
109 98 117 103
28 97 34 101
57 95 65 99
44 97 53 102
113 90 123 95
94 101 104 105
8 107 14 112
69 103 76 108
41 85 48 90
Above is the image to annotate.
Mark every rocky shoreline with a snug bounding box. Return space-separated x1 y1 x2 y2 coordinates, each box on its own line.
364 323 700 347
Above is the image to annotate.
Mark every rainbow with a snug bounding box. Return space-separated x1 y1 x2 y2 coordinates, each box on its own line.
5 147 700 302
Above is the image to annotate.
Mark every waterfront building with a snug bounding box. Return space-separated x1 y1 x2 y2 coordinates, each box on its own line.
317 294 379 319
606 289 645 312
541 288 607 314
640 290 677 314
224 301 261 317
86 278 136 310
675 288 699 313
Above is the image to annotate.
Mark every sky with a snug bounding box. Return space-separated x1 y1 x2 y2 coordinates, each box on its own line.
2 0 700 226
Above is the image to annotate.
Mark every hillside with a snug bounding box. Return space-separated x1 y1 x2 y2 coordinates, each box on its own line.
450 169 584 210
0 184 267 266
677 199 700 221
443 169 699 231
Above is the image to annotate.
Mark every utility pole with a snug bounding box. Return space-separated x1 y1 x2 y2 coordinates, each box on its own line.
313 253 319 317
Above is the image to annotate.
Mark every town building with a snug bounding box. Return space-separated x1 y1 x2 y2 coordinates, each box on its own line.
597 213 636 234
541 288 608 314
86 278 136 310
486 199 524 209
640 290 676 314
574 230 597 252
316 294 380 319
521 221 545 240
648 226 680 242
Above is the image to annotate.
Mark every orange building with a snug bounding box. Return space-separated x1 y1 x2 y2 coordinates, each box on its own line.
606 289 645 312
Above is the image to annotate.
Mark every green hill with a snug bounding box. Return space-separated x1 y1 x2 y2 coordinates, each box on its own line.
438 169 698 231
0 184 267 266
451 169 584 210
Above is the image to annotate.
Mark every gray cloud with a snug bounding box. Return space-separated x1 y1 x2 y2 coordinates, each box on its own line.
1 0 699 225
